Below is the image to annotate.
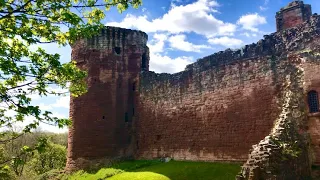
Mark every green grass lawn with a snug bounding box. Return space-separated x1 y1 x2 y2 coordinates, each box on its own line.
64 160 241 180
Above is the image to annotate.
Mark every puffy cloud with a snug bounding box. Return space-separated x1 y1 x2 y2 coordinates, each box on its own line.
168 34 211 52
148 34 168 53
237 13 267 32
208 36 244 48
149 53 193 73
147 34 194 73
107 0 236 37
106 0 240 74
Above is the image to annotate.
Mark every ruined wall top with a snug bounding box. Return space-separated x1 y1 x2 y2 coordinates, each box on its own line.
77 26 148 50
276 1 312 31
282 1 305 10
142 14 320 86
188 15 319 71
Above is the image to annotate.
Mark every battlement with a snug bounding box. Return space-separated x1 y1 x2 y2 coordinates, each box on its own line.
83 26 148 50
276 1 312 31
71 25 149 71
282 0 304 10
141 14 320 87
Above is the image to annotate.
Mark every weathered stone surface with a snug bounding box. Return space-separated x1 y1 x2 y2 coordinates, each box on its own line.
276 1 312 31
236 56 311 180
66 26 149 171
136 15 320 164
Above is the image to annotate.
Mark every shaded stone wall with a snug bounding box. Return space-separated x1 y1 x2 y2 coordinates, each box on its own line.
137 57 280 162
237 55 312 180
66 27 149 171
304 53 320 165
136 15 320 162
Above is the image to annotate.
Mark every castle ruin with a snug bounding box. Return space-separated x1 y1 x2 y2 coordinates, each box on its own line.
66 1 320 179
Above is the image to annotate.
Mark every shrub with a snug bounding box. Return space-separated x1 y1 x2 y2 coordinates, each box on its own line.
28 141 66 175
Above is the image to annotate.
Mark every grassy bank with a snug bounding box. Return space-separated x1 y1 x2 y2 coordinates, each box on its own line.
63 160 241 180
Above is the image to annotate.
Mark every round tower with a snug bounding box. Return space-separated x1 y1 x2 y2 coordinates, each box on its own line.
66 26 149 171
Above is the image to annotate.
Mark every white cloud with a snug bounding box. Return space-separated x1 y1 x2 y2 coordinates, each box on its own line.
148 34 168 53
38 111 68 133
208 36 243 48
147 34 194 73
37 103 53 111
53 96 70 109
168 34 211 52
259 0 269 11
259 6 268 11
107 0 238 74
237 13 267 32
107 0 236 37
150 53 193 73
241 32 257 38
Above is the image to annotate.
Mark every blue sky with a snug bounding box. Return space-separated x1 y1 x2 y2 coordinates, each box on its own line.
27 0 320 132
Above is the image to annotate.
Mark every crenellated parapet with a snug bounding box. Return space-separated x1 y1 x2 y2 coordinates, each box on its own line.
141 14 320 90
83 26 148 50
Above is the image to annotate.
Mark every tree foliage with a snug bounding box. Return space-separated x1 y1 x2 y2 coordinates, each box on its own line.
0 0 142 175
28 140 66 175
0 130 68 179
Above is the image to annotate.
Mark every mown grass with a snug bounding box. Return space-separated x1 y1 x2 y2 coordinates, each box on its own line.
130 160 241 180
64 160 241 180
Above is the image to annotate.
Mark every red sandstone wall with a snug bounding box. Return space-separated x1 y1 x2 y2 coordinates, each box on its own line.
66 27 148 171
282 8 304 30
137 15 320 162
304 56 320 165
136 57 281 162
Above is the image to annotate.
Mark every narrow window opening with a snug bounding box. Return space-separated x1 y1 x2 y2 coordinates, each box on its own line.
308 90 319 113
132 83 136 91
114 47 121 54
132 108 135 116
102 116 105 119
156 135 161 141
125 112 128 122
141 53 147 71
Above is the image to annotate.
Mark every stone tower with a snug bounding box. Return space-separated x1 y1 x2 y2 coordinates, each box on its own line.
276 1 312 31
66 26 149 171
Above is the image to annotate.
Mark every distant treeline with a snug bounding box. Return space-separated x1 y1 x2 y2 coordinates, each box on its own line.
0 130 68 180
